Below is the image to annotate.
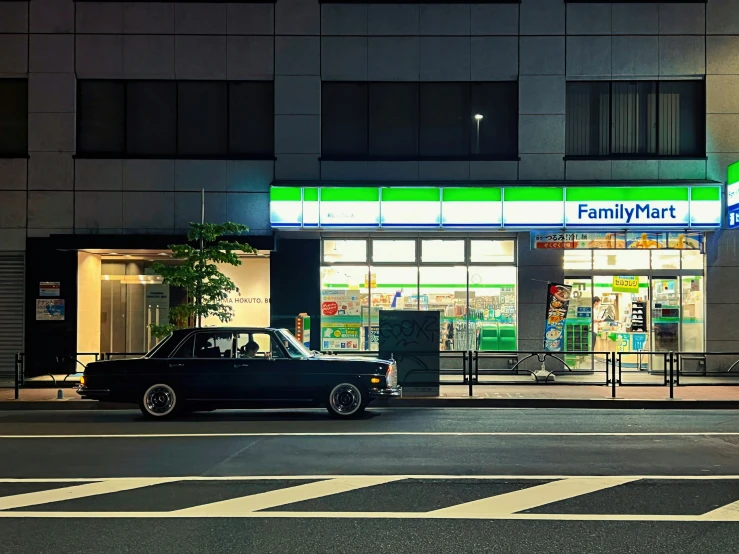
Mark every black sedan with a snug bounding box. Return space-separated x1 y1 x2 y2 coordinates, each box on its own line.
77 327 401 419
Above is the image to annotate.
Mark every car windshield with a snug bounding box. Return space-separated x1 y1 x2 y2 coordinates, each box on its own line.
144 334 173 358
276 329 313 359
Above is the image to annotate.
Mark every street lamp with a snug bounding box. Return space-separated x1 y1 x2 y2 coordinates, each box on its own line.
474 114 483 154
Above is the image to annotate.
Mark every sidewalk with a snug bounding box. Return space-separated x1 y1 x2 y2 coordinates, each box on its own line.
2 383 739 409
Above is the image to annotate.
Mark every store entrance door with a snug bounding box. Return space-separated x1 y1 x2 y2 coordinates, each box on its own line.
652 277 680 352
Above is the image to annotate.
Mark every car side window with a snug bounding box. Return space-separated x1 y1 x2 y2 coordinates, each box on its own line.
173 332 234 359
236 333 286 360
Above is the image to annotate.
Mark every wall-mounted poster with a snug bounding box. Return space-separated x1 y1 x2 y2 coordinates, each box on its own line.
544 283 572 352
36 299 65 321
39 282 60 297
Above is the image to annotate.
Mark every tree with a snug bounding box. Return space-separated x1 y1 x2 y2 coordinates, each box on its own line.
149 221 255 339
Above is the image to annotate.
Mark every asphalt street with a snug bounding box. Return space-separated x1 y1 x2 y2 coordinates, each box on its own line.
0 408 738 553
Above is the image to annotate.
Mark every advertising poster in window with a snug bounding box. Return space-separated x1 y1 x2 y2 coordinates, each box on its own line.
531 231 703 250
322 323 361 350
321 290 361 317
544 283 572 352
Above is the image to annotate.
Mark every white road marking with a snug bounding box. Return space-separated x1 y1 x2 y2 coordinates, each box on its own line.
0 511 736 521
0 475 737 483
700 498 739 520
0 432 737 439
432 477 638 515
0 478 176 511
175 476 404 515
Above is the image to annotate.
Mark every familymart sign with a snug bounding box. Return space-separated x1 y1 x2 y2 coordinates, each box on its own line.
270 185 721 230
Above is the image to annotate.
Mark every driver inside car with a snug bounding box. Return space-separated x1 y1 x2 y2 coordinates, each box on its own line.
241 341 259 358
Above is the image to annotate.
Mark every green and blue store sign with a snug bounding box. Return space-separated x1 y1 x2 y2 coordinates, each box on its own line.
270 185 722 230
728 161 739 229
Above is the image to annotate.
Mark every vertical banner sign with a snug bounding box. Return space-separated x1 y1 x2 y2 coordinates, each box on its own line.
544 283 572 352
379 310 440 397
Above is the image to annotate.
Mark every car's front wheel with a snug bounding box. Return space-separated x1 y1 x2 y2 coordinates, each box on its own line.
326 383 367 418
140 383 180 419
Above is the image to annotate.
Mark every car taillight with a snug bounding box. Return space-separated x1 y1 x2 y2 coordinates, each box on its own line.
386 364 397 388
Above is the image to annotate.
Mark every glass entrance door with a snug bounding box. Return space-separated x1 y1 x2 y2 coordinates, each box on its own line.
652 277 680 352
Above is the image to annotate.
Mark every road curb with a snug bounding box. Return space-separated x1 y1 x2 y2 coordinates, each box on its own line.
0 398 738 410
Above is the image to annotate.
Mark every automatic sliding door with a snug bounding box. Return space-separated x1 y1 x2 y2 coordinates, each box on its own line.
564 278 593 370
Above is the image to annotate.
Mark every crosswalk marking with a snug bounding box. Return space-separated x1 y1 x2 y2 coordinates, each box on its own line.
700 498 739 520
0 479 176 511
0 475 737 521
175 477 404 515
431 477 638 515
0 511 737 521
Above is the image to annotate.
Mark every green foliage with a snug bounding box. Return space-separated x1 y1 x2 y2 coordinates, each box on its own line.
149 222 255 339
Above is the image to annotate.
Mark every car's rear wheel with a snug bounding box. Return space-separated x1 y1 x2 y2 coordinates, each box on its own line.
140 383 180 419
326 383 367 418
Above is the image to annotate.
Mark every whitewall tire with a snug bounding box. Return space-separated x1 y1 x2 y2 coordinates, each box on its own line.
140 383 179 419
326 383 367 418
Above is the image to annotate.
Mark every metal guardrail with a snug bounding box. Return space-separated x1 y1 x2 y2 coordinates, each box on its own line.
8 349 739 400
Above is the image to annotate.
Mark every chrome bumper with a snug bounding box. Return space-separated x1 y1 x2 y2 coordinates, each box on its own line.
369 386 402 398
76 386 110 398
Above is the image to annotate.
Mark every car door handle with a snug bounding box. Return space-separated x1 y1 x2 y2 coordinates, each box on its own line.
169 363 184 368
234 363 249 368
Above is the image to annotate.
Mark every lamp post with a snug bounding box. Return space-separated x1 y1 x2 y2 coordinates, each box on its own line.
474 114 483 154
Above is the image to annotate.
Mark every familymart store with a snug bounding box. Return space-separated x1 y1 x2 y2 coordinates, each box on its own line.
270 184 721 368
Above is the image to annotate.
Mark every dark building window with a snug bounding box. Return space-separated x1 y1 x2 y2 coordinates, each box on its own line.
566 80 705 158
127 81 177 156
229 82 274 156
77 80 274 158
0 80 28 157
322 81 518 160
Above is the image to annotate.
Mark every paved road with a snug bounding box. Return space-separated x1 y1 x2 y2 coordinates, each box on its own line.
1 408 738 553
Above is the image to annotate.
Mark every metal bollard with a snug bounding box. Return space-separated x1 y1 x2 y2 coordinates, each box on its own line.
669 351 674 399
57 389 64 400
611 352 616 399
14 353 20 400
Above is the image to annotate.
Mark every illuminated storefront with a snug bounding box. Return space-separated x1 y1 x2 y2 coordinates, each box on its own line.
271 184 721 363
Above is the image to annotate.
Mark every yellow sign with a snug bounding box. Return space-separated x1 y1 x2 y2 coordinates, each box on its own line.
612 276 639 293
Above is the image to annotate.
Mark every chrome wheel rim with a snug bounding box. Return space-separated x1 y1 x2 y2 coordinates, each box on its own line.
144 384 176 416
330 384 361 415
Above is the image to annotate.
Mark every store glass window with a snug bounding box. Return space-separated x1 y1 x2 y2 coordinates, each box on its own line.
420 266 467 350
319 237 518 353
593 250 650 271
371 266 419 311
564 250 593 270
681 250 704 270
320 266 369 351
470 240 515 263
470 266 517 352
651 251 680 270
681 277 704 353
323 240 367 263
421 240 465 263
372 240 416 263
